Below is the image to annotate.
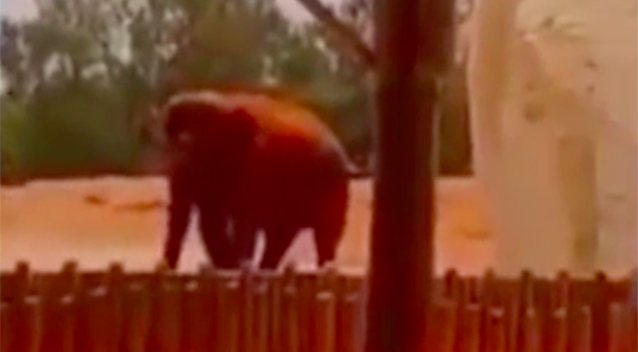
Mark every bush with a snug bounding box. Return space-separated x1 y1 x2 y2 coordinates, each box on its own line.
12 85 145 179
1 97 27 182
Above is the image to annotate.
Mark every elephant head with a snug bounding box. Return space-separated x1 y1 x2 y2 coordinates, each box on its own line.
161 90 260 166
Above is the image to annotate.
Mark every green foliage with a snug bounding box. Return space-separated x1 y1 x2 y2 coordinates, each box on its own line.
23 84 144 176
1 97 27 180
0 0 472 181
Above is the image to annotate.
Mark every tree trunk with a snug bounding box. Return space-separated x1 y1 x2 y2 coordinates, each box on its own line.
365 0 452 350
467 0 581 277
467 0 637 276
467 0 562 277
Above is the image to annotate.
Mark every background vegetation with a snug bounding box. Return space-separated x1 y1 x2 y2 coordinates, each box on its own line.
0 0 471 183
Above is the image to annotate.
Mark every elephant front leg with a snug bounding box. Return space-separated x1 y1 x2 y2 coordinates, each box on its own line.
199 212 241 270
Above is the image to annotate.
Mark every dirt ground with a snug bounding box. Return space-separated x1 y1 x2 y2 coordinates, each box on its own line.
0 176 494 275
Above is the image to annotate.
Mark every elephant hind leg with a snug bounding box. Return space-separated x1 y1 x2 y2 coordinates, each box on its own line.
202 237 239 269
314 221 345 268
235 220 259 265
313 193 348 267
314 206 345 267
260 225 299 270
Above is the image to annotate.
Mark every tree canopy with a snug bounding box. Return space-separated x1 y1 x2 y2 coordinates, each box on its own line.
0 0 471 183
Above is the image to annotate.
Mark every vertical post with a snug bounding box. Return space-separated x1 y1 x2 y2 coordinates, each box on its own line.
366 0 453 351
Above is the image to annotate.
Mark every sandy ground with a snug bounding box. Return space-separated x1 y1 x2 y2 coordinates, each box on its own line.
0 176 494 275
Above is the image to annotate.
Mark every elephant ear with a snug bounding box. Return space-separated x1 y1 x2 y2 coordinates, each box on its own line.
227 107 260 148
164 102 206 143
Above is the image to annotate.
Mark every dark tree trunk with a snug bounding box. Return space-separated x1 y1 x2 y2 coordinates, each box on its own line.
365 0 454 351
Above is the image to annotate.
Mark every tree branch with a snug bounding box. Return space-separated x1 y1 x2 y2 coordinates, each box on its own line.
295 0 376 69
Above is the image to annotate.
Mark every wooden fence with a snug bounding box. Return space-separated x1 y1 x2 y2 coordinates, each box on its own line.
1 261 636 352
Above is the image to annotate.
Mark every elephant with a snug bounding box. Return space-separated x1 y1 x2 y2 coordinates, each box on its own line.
160 87 356 270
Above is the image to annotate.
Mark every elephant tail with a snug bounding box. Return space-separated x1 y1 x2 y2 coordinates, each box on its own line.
332 143 373 180
345 163 372 179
